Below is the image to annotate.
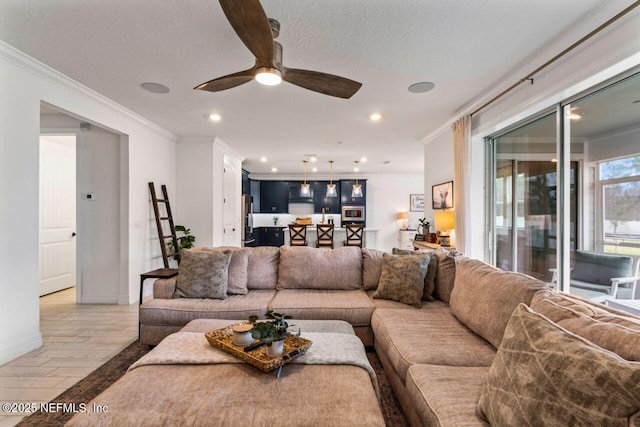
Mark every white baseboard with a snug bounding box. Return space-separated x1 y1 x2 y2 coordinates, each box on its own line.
0 332 43 366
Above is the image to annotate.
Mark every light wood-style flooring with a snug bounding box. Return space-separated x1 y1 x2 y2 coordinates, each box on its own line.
0 288 138 426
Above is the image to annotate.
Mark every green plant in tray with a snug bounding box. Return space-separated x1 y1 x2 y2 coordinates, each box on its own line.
248 311 300 347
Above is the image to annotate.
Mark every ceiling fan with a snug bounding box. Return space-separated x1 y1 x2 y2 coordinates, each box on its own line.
194 0 362 99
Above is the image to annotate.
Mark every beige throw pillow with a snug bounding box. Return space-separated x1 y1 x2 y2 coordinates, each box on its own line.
175 249 232 299
371 253 428 307
392 248 437 301
478 304 640 427
192 246 249 295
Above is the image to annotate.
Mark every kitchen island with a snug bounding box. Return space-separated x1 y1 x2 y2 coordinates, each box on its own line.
282 226 379 249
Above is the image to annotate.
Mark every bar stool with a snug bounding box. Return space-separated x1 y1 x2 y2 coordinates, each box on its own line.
289 224 308 246
344 224 364 248
316 224 335 249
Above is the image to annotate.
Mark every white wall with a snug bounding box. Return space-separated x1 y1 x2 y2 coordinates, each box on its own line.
424 9 640 262
0 42 176 364
587 126 640 163
366 174 424 252
176 140 215 247
176 137 244 248
424 128 454 224
41 114 123 303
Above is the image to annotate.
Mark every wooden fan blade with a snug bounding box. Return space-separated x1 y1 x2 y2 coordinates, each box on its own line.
283 68 362 99
194 67 256 92
219 0 273 66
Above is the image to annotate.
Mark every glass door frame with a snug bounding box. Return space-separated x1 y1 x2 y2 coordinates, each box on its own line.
486 65 640 292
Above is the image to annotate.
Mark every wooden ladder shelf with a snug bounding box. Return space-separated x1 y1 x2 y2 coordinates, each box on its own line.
149 182 180 268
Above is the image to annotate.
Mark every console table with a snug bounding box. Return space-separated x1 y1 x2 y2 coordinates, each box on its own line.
411 240 456 251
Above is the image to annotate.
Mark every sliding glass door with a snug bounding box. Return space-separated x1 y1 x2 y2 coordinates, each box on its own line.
489 70 640 298
492 113 578 281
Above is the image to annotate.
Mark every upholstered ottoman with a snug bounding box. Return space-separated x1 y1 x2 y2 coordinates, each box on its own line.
68 319 385 427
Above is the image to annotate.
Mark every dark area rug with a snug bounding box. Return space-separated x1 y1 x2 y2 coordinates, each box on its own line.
19 342 407 427
17 341 150 427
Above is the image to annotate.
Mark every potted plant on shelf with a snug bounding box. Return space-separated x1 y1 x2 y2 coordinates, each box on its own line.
167 225 196 260
415 218 431 241
248 311 300 357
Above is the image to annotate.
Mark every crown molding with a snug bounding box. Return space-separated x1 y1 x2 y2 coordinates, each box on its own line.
0 41 176 140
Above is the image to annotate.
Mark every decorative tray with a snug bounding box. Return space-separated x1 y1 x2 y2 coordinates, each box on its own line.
204 322 313 373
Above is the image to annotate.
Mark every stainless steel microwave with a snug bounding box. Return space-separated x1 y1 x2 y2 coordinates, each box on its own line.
341 205 365 222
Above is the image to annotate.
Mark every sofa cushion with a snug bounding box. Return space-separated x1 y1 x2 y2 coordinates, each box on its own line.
247 247 279 290
372 253 428 307
268 289 375 327
174 249 232 299
193 246 249 295
477 304 640 427
277 246 363 290
392 248 438 301
450 258 547 348
371 304 496 382
531 290 640 361
407 364 489 427
140 290 275 325
362 248 384 290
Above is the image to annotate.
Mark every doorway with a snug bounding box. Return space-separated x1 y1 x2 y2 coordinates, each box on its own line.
39 134 77 296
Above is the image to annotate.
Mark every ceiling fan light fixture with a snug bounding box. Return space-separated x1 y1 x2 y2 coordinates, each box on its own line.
255 67 282 86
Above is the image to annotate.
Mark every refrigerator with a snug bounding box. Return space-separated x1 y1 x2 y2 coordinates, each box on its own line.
242 194 256 247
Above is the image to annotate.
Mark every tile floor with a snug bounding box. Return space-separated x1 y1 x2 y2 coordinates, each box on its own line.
0 288 138 426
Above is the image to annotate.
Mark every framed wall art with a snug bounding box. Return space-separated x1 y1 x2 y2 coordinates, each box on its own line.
410 194 424 212
432 181 453 209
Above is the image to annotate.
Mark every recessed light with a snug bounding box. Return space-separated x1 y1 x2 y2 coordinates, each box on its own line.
337 141 344 145
141 82 170 94
369 112 382 121
360 157 367 163
408 82 435 93
383 160 391 164
310 156 317 162
209 113 221 122
271 167 278 172
260 157 268 162
312 167 318 172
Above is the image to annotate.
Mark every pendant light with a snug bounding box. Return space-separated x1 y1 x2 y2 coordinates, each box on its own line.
352 160 363 198
326 160 337 197
300 160 310 196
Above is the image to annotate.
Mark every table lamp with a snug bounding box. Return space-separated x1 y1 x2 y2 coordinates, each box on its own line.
434 210 455 247
396 211 409 229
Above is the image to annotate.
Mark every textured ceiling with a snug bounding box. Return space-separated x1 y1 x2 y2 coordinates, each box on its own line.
0 0 633 174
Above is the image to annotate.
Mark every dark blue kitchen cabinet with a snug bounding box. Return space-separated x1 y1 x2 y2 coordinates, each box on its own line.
312 181 341 214
260 181 289 213
340 179 366 205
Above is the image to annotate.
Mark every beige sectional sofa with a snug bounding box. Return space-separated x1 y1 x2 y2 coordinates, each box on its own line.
139 245 640 426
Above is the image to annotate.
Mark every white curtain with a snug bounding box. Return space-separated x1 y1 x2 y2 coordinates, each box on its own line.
453 116 472 253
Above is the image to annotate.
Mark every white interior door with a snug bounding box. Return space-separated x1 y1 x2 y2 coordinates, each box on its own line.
39 135 77 296
223 157 236 246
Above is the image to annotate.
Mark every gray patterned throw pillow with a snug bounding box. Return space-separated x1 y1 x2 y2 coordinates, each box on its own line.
175 249 232 299
372 253 429 307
